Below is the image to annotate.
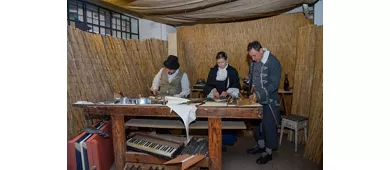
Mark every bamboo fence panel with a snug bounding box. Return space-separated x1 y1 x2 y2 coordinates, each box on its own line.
67 26 167 140
304 26 323 164
291 25 317 117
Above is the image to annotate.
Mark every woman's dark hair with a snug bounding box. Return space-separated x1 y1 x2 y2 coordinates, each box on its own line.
247 41 262 52
216 51 228 60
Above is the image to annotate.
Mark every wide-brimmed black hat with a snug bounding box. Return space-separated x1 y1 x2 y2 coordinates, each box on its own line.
163 55 180 70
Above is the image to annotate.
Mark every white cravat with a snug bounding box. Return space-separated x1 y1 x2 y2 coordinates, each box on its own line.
216 64 228 81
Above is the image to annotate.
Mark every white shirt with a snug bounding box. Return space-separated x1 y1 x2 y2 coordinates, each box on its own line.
150 68 191 98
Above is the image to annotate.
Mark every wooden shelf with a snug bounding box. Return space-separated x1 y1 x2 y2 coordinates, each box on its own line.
125 118 247 129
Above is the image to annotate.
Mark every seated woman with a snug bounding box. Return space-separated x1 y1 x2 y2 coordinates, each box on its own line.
203 51 241 99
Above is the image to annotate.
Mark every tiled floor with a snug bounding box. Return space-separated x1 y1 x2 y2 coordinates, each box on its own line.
111 134 322 170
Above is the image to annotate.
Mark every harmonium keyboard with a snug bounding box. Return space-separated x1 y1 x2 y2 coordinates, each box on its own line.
126 133 185 160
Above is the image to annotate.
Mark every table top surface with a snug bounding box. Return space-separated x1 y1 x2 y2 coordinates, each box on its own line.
73 100 263 119
278 89 293 94
73 99 263 108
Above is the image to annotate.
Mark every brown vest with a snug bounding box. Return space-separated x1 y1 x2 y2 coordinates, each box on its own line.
158 69 184 96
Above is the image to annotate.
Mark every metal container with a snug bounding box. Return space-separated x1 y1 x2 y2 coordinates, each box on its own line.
128 98 137 104
119 97 129 104
136 98 151 105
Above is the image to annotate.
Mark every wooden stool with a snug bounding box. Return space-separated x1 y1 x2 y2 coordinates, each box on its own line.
279 114 308 152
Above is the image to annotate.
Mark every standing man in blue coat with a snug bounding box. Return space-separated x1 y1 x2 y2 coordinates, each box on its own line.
244 41 282 164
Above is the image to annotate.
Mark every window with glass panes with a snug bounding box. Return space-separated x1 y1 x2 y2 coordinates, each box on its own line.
67 0 139 39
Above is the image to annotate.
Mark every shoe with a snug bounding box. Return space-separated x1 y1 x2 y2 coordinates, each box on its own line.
246 145 265 154
256 152 272 164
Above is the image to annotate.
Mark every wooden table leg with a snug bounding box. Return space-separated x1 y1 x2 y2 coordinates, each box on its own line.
112 114 125 170
208 117 222 170
281 94 288 115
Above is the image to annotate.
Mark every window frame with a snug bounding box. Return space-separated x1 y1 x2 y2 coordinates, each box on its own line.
67 0 139 40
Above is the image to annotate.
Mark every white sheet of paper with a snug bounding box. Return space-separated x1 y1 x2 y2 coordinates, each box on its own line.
74 101 94 104
165 96 197 143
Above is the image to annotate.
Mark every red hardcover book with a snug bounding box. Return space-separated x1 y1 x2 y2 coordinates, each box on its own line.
67 121 114 170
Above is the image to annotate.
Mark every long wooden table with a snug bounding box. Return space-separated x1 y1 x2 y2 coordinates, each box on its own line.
74 103 263 170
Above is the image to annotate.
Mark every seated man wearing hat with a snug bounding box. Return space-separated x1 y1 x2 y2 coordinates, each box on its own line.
150 55 190 98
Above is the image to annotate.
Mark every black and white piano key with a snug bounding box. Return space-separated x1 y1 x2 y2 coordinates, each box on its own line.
127 138 180 158
162 146 168 151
